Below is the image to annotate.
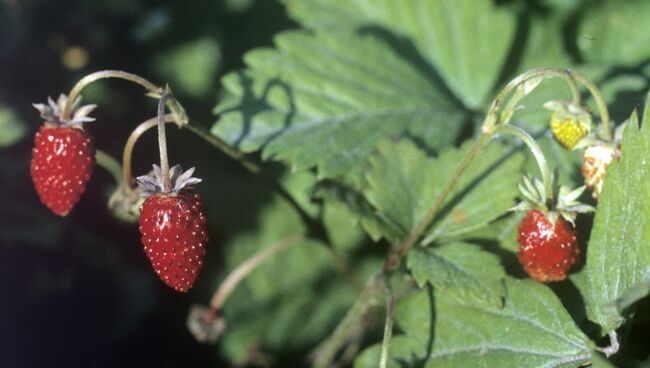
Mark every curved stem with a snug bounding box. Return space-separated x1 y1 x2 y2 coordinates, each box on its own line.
384 132 493 272
95 149 122 185
483 68 581 133
206 235 304 317
495 124 553 205
122 115 175 189
63 70 162 119
156 92 171 192
493 68 582 116
571 72 613 141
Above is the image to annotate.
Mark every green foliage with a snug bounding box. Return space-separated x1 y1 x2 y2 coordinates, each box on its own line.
219 194 379 361
205 1 650 366
407 243 506 308
579 0 650 66
213 31 465 182
586 102 650 333
364 139 523 243
283 0 517 109
355 278 591 367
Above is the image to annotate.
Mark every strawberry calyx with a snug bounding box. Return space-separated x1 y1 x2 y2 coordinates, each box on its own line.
136 164 202 197
512 175 594 226
32 94 96 129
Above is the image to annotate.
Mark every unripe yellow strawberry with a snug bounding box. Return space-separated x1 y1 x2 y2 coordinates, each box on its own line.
550 113 590 149
545 101 592 150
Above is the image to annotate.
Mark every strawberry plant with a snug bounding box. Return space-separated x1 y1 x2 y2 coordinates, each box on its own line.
7 0 650 367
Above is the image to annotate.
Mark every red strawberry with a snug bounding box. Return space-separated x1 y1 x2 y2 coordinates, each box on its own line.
31 95 97 216
137 165 207 292
512 176 592 282
517 210 579 282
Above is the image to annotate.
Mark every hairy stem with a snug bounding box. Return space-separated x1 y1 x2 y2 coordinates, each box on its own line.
491 68 582 119
495 124 553 205
63 70 161 119
95 149 122 185
384 133 493 272
184 122 261 174
156 92 171 192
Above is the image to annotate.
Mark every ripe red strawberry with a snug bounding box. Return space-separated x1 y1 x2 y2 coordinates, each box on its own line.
137 165 207 292
517 210 579 282
512 176 592 282
31 95 96 216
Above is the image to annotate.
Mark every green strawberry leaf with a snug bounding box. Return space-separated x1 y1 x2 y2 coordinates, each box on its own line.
407 243 506 308
212 30 466 183
313 180 398 242
586 98 650 333
283 0 517 108
355 278 592 367
217 193 378 362
578 0 650 66
364 138 524 243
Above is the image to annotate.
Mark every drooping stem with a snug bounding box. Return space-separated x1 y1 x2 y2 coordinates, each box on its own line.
570 72 613 141
379 277 395 368
204 235 304 321
494 68 581 113
95 149 122 185
63 70 162 119
489 67 613 141
495 124 554 206
156 92 171 192
384 132 493 272
122 115 175 189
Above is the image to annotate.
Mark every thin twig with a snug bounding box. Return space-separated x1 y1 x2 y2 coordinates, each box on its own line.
122 115 174 189
379 276 395 368
156 92 171 192
383 133 493 272
63 70 162 119
207 235 304 316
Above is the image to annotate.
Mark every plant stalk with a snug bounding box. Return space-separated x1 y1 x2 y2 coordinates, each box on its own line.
63 70 162 119
156 92 171 192
571 72 613 141
384 132 493 272
204 235 304 321
379 276 395 368
494 124 554 205
122 115 174 189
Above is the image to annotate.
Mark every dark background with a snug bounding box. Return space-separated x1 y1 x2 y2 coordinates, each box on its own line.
0 0 295 366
